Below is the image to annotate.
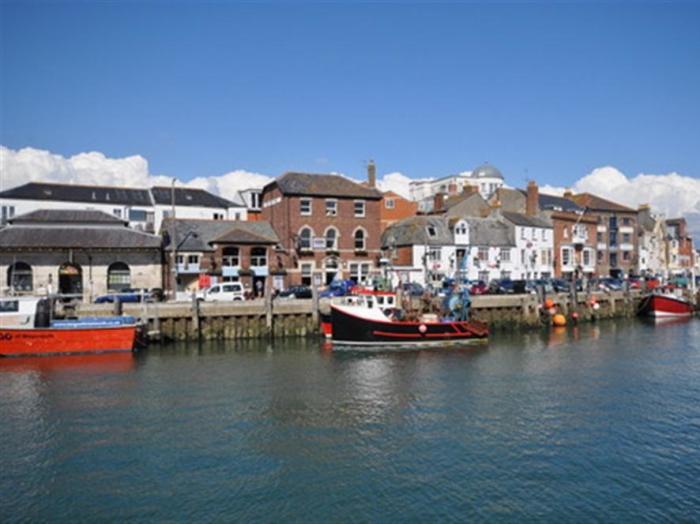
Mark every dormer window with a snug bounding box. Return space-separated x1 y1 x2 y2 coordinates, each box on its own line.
325 199 338 216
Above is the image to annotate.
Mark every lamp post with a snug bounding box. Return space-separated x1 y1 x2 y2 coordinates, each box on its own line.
169 178 178 301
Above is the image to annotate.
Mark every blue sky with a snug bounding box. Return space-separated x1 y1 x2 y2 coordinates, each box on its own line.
1 1 699 187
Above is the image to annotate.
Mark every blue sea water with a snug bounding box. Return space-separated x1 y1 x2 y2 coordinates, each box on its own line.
1 319 699 522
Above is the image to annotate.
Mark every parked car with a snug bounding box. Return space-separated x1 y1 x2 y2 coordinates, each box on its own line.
198 282 245 302
487 279 515 295
278 286 312 299
95 288 152 304
598 277 623 291
551 279 570 293
401 282 425 297
628 277 642 290
319 279 356 298
469 280 488 295
532 279 555 294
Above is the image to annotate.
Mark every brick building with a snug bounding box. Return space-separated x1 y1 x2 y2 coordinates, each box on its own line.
162 219 279 296
261 172 383 286
380 190 418 230
566 192 639 278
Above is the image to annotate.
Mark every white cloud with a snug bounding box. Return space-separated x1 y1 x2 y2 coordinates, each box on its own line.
186 170 274 202
0 145 273 202
377 172 414 198
0 145 174 190
538 166 700 240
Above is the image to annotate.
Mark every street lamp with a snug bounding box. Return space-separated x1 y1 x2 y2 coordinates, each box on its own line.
169 178 177 300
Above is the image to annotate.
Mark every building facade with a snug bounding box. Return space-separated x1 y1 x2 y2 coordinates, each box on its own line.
637 204 668 276
261 172 383 287
0 182 247 232
567 192 639 278
161 219 280 296
665 218 695 275
0 209 162 300
381 216 456 287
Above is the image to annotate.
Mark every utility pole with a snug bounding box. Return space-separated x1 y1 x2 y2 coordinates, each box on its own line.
170 178 178 301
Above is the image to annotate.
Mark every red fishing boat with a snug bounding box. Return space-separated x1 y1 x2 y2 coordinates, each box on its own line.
330 290 488 347
0 297 139 357
638 291 695 318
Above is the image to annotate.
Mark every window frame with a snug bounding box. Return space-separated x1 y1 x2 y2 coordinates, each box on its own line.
325 199 338 217
300 198 312 216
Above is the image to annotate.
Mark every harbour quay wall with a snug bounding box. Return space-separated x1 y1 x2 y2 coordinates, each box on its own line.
76 290 645 342
78 299 318 342
469 290 644 330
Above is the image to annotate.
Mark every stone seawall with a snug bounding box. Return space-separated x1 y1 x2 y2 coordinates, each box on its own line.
76 290 646 342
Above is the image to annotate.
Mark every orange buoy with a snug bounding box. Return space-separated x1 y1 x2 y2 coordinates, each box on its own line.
544 298 555 309
552 313 567 327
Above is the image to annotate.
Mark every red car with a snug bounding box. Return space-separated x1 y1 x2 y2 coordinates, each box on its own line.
469 280 488 295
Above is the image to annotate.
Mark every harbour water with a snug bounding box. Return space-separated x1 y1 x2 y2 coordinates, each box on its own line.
1 319 699 522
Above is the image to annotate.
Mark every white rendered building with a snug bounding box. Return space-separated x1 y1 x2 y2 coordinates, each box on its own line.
1 182 247 233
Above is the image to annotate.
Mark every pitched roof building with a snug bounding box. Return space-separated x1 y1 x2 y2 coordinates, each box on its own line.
262 171 382 287
1 209 162 299
160 218 280 295
0 181 247 233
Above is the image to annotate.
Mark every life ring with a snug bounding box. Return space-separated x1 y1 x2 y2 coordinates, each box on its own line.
418 324 427 334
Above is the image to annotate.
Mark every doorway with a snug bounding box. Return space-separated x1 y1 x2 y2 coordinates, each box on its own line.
59 263 83 296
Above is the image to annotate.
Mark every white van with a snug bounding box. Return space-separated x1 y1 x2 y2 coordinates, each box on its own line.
199 283 245 302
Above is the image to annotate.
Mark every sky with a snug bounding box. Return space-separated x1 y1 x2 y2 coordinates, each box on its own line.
1 1 699 234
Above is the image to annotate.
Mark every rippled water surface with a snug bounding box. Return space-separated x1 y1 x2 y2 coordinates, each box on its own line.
2 319 700 522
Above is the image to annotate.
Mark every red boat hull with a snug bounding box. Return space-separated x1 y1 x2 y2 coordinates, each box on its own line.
640 294 694 318
0 325 137 357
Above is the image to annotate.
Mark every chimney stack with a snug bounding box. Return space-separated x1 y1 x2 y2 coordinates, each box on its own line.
563 189 574 199
367 160 376 188
433 192 445 212
463 184 478 196
526 180 539 216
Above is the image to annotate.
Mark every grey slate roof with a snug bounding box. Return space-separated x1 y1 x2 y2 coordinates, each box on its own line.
0 225 162 249
381 216 452 248
212 222 279 244
444 192 491 218
0 181 241 209
462 217 516 247
269 172 383 199
9 209 127 225
502 211 552 229
162 219 279 251
0 182 152 206
531 191 583 213
150 186 238 208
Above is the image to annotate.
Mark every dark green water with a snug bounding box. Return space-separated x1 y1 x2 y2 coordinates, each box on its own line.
2 319 699 522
